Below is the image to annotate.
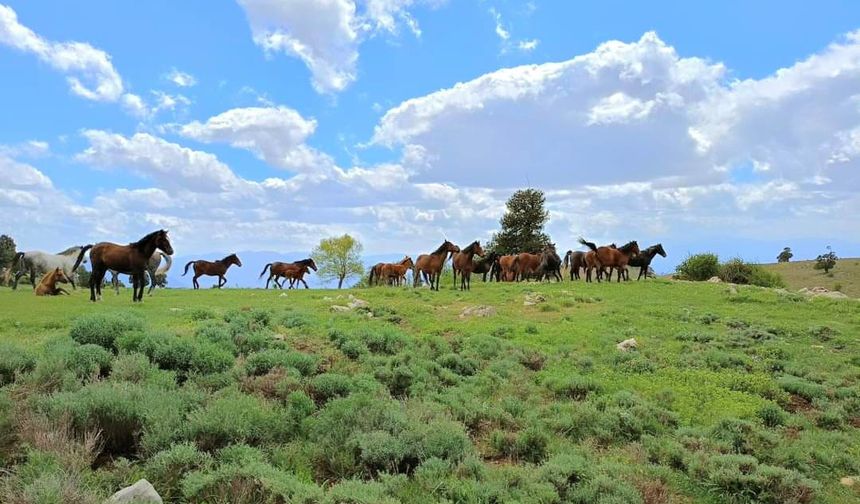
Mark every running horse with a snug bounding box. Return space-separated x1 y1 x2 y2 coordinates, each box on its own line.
381 256 414 286
85 230 174 302
578 239 639 283
183 253 242 289
413 240 459 291
626 243 667 280
259 259 317 289
563 250 586 280
35 267 72 296
452 241 485 291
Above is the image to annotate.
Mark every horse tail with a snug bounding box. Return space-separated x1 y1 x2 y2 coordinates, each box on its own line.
156 253 173 275
578 238 598 252
258 263 272 280
413 264 420 288
563 251 572 270
369 265 377 286
71 245 92 272
182 261 195 276
12 251 25 268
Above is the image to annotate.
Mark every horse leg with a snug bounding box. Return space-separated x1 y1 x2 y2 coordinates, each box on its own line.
192 275 200 290
217 275 224 289
12 270 24 290
68 272 76 290
301 278 309 289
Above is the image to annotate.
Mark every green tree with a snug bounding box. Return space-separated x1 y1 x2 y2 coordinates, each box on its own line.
814 246 837 273
312 234 365 289
0 234 16 270
488 189 551 254
776 247 793 263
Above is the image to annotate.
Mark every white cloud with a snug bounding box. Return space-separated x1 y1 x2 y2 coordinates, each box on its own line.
236 0 440 93
165 68 197 87
0 4 124 102
489 8 510 41
518 38 539 52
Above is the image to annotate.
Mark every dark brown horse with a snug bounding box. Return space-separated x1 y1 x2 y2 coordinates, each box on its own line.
498 255 519 282
515 252 542 281
259 259 317 289
85 230 174 302
537 244 563 282
35 268 72 296
626 243 667 280
182 253 242 289
473 251 500 282
578 239 639 283
414 240 459 291
368 262 386 286
381 256 414 286
563 250 586 280
452 241 485 290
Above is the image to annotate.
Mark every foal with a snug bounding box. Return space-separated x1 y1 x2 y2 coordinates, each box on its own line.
183 253 242 289
452 241 485 290
35 268 72 296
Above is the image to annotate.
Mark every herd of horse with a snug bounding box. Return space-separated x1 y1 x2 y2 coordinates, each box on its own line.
2 229 666 302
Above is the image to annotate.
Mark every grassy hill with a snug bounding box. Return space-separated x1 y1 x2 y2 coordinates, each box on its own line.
0 280 858 503
760 257 860 298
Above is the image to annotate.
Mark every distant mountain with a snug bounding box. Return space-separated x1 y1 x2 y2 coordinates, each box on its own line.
160 251 409 289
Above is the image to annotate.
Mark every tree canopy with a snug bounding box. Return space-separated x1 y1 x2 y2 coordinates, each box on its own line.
312 234 365 289
0 234 16 270
488 189 551 255
777 247 793 263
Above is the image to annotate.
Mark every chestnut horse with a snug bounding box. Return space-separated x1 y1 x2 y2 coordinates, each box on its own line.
578 239 639 283
85 230 174 302
259 259 317 289
413 240 459 291
183 253 242 289
563 250 586 280
498 255 519 282
452 241 485 291
515 252 541 281
381 256 414 286
35 267 72 296
368 263 386 286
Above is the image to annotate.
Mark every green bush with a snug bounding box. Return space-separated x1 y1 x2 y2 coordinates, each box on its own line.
718 258 785 287
0 342 36 385
490 425 549 463
437 353 478 377
323 479 399 504
116 331 233 377
67 344 112 380
186 390 292 451
689 453 818 504
109 352 176 388
777 376 827 401
675 253 720 281
244 349 320 377
757 403 787 428
568 473 643 504
145 442 213 502
544 375 600 400
309 373 354 403
69 312 144 350
540 453 591 498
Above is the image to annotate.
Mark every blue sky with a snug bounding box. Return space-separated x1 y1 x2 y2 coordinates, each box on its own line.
1 1 859 276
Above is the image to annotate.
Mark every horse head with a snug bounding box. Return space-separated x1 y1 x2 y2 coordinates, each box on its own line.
54 267 71 284
228 253 242 267
155 230 174 256
307 258 318 271
655 243 667 257
404 256 414 268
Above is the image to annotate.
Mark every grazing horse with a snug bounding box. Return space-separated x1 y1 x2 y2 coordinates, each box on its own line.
183 253 242 289
381 256 414 286
414 240 459 291
473 251 500 282
563 250 587 280
537 244 563 282
35 268 72 296
626 243 667 280
452 241 485 291
515 252 542 281
259 259 317 289
111 250 172 295
578 239 640 283
498 255 519 282
86 230 174 302
12 245 92 290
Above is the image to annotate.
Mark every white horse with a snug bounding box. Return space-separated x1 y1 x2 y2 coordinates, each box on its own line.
110 250 172 296
12 245 92 290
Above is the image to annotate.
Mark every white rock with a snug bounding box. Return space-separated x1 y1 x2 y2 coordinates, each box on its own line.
459 305 497 318
107 479 162 504
330 305 351 312
707 276 722 283
616 338 638 352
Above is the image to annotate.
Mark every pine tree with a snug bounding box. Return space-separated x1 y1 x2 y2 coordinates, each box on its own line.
0 234 16 270
489 189 551 255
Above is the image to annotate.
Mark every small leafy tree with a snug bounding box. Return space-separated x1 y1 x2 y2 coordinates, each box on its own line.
814 246 837 274
776 247 792 263
312 234 365 289
488 189 551 254
0 234 16 270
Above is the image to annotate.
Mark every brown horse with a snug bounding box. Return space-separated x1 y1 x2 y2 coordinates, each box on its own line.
515 252 542 281
259 259 317 289
182 253 242 289
498 255 519 282
381 256 414 286
368 262 386 286
414 240 459 291
578 239 639 283
563 250 586 280
85 230 174 302
452 241 485 291
35 267 72 296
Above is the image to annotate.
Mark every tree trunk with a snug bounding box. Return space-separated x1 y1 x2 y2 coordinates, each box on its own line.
338 275 344 289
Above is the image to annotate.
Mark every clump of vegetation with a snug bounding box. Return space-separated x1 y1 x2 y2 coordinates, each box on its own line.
675 253 720 281
719 258 785 287
814 246 838 273
69 312 144 350
777 247 793 263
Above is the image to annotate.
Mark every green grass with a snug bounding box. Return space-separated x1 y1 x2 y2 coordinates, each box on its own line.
760 257 860 298
1 279 859 503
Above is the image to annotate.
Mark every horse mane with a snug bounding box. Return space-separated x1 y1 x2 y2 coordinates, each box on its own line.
56 246 80 255
431 241 451 255
131 230 163 252
618 241 638 254
463 241 480 254
294 258 314 266
222 254 237 262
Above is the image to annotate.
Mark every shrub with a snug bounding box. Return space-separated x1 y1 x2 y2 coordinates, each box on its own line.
675 253 719 281
490 425 549 463
244 349 320 377
709 418 777 455
110 353 176 388
689 454 818 504
186 390 292 451
145 442 213 502
69 312 144 350
67 344 112 380
568 473 643 504
116 331 233 377
188 307 216 321
777 376 827 401
437 353 478 377
545 375 600 400
718 258 755 284
540 453 591 497
194 322 237 354
323 479 399 504
748 266 785 288
0 342 36 385
757 403 787 428
309 373 354 403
